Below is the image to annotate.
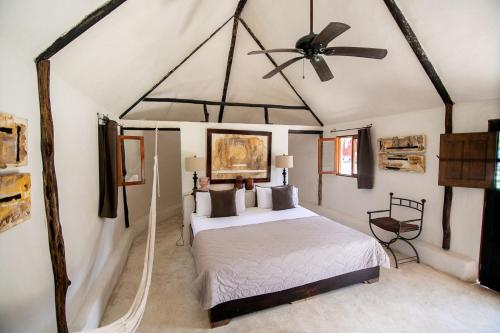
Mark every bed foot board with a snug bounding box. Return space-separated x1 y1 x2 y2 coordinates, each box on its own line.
210 319 230 328
208 266 379 328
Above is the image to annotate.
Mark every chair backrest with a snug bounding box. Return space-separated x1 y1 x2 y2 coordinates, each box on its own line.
388 192 426 218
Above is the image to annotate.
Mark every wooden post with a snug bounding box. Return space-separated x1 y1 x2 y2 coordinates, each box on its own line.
442 103 453 249
218 0 248 123
264 107 269 124
36 60 70 333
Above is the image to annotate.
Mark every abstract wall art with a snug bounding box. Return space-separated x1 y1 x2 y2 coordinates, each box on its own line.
207 129 271 183
378 135 426 173
0 173 31 233
0 113 28 169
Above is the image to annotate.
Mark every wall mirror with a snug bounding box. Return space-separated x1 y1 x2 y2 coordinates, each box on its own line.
318 138 337 174
117 135 145 186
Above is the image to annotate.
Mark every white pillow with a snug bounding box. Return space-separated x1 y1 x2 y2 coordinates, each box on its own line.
196 191 211 217
256 186 272 209
293 186 299 206
235 189 246 215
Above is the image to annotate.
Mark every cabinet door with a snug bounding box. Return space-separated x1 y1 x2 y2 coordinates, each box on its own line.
438 132 497 188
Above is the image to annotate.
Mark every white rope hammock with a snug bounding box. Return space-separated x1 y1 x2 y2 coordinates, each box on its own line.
77 128 160 333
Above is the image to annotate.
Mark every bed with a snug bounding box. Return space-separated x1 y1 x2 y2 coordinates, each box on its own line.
187 200 390 327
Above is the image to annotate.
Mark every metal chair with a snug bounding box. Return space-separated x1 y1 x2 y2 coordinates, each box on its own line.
367 192 426 268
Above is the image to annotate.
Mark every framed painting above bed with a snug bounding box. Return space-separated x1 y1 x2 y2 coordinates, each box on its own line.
207 129 272 184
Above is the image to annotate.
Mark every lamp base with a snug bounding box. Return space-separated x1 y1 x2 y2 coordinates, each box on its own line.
282 168 287 186
192 171 198 194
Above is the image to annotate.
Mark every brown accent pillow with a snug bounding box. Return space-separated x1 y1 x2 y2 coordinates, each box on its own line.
271 185 294 211
210 189 237 218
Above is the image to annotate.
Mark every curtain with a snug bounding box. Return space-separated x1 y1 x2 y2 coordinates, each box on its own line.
98 119 118 218
357 127 374 189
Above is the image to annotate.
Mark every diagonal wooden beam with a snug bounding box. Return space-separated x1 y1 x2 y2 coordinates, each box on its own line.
382 0 453 105
383 0 454 250
218 0 248 123
36 0 128 62
239 18 324 126
119 15 233 119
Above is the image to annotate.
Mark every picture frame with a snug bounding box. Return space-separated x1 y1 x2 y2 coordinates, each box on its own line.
207 129 272 184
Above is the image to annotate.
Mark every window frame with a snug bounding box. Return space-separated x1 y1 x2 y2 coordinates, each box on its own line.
336 134 358 178
317 135 358 177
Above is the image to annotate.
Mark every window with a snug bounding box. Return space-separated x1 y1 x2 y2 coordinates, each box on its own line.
338 135 358 177
318 135 358 177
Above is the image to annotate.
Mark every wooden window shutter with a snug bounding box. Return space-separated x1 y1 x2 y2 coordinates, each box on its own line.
438 132 497 188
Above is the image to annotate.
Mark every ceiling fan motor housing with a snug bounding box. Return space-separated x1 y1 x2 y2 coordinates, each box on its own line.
295 33 321 58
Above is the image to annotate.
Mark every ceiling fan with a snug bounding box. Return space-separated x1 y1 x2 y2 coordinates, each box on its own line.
248 0 388 82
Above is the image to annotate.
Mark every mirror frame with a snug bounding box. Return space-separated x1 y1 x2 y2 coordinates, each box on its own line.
318 137 337 175
117 135 145 186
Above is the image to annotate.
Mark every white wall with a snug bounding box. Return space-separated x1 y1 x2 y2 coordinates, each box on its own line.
125 130 182 223
288 133 320 205
318 100 500 279
122 120 321 195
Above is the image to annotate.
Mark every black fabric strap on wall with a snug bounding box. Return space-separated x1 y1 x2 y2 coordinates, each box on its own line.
357 128 374 189
98 119 119 218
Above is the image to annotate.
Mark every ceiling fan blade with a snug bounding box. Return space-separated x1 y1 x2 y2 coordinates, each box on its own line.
248 48 301 55
324 47 388 59
263 56 304 79
311 22 350 48
310 56 334 82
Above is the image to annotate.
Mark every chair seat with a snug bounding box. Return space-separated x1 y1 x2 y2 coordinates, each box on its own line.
370 217 419 233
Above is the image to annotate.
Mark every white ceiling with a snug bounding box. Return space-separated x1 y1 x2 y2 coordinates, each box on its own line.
8 0 499 126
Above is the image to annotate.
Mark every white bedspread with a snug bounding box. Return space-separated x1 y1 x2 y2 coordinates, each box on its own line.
190 206 318 236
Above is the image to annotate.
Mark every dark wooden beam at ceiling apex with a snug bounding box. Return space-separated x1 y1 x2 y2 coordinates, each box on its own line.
36 0 128 62
382 0 453 105
36 60 71 333
218 0 248 123
238 18 324 127
119 15 233 119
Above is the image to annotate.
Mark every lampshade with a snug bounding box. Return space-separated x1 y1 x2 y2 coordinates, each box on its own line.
275 155 293 168
185 156 205 172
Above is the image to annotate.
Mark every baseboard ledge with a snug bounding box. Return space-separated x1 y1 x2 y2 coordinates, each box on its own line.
304 203 478 282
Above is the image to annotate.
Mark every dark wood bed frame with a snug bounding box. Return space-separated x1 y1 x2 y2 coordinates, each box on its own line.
191 225 380 328
209 266 379 328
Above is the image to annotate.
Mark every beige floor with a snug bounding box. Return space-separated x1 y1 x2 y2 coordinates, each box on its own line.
101 216 500 333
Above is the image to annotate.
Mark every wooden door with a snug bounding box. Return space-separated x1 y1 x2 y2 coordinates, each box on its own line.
479 119 500 292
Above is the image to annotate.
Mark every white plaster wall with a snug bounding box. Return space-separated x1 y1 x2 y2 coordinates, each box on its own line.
125 130 182 222
288 133 320 205
321 100 500 265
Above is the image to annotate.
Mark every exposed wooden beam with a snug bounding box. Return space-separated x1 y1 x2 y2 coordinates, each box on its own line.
143 97 309 110
218 0 248 123
119 16 233 119
288 129 323 135
203 104 209 122
442 103 453 249
239 18 324 126
36 0 127 62
382 0 453 105
119 127 130 229
122 127 180 132
36 60 71 333
383 0 455 250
